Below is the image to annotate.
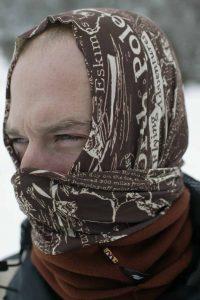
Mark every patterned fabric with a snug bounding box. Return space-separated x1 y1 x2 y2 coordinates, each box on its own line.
3 8 188 255
31 187 192 300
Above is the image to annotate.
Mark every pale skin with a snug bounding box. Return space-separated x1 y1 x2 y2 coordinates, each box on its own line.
6 29 92 175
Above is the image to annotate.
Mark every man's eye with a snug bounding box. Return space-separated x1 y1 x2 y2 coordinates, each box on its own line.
11 138 28 144
55 134 85 142
10 135 86 144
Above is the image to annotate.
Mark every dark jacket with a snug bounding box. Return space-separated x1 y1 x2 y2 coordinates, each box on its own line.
1 173 200 300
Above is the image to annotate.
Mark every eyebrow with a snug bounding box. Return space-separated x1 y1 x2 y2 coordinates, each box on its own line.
5 119 91 136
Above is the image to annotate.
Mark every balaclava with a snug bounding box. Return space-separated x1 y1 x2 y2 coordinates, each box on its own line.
3 8 192 300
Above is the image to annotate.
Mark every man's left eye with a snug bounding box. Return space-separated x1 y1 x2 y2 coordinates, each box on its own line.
55 134 85 141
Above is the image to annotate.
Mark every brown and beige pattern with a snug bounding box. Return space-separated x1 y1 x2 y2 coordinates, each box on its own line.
3 8 188 255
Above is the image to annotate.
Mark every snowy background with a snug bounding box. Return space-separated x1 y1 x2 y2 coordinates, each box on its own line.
0 50 200 260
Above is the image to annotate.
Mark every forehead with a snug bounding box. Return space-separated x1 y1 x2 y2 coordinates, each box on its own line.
8 32 92 130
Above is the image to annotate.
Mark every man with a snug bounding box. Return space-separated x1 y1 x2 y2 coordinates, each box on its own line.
1 8 200 300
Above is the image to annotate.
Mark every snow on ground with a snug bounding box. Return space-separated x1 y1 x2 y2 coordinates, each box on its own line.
0 52 200 259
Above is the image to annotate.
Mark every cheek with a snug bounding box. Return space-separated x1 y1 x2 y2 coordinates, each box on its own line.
49 150 81 174
14 142 84 175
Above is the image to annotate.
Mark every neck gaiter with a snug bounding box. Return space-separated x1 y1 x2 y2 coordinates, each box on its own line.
31 186 192 300
3 8 192 299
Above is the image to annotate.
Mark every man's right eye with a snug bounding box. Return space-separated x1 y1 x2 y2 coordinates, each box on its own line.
10 138 28 144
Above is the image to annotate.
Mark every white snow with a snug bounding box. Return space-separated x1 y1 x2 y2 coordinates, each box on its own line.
182 83 200 180
0 51 200 259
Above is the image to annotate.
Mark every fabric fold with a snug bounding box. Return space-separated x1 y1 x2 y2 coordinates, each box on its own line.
31 187 192 300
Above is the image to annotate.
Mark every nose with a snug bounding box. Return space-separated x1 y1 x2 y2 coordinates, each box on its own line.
19 142 71 175
20 142 51 171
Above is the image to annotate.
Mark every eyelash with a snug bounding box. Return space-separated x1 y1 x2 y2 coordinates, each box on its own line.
11 134 84 144
55 134 84 142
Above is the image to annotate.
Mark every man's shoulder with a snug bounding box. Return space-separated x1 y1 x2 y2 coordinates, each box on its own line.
0 253 20 300
184 173 200 229
2 250 61 300
1 219 60 300
160 173 200 299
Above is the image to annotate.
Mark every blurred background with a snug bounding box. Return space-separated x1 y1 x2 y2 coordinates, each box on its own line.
0 0 200 259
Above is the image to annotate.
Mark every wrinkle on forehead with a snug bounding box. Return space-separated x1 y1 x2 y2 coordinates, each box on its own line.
8 24 92 138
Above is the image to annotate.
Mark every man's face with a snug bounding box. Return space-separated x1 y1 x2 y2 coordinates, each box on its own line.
6 31 92 175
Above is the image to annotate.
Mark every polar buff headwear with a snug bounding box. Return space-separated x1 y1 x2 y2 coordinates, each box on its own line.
3 8 188 255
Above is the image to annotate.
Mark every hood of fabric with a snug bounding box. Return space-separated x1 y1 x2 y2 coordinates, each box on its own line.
3 7 188 173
